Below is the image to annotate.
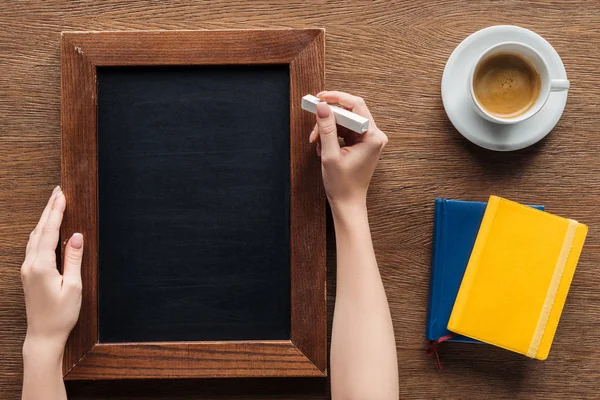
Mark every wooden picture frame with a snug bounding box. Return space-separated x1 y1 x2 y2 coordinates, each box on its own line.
60 29 326 380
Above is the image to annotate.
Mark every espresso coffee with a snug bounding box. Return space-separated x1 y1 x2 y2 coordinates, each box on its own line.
473 52 541 118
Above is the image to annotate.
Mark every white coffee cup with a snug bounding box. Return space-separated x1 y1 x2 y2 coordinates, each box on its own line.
469 42 569 124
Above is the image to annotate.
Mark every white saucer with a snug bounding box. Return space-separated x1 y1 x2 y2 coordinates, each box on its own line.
441 25 568 151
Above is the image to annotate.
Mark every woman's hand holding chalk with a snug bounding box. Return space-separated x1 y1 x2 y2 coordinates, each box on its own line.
302 94 369 133
306 90 388 212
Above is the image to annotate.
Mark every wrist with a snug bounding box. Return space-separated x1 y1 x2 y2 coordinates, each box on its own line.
330 200 368 226
23 335 65 367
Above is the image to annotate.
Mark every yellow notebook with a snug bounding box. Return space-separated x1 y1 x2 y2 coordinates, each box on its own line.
447 196 587 360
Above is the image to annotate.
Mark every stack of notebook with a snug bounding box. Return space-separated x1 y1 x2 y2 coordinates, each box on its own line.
427 196 587 360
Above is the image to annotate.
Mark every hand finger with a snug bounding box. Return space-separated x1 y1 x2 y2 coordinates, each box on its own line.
309 123 319 143
320 92 386 150
336 126 361 147
62 233 84 291
27 186 61 256
318 91 374 122
37 190 66 256
36 186 61 231
316 102 340 161
317 91 374 147
362 127 389 153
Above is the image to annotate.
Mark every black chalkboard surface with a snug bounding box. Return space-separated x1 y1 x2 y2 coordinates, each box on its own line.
97 66 291 343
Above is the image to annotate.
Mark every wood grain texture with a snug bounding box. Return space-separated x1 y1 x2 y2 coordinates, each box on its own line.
60 29 326 380
289 30 327 375
1 0 599 398
60 32 99 378
62 29 323 65
66 341 324 380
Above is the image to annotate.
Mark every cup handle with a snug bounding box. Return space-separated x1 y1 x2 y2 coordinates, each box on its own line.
551 79 570 92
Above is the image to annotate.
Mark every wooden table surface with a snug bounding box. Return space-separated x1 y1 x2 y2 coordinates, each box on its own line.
1 1 598 399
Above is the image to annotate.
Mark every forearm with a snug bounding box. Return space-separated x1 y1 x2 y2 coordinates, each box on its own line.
330 203 399 400
22 338 67 400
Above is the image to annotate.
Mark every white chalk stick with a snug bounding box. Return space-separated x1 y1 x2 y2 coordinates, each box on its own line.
301 94 369 134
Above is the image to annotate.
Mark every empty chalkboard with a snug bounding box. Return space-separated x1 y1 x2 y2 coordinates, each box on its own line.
61 29 326 379
97 66 291 342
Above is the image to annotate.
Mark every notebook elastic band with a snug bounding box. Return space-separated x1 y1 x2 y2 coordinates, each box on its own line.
527 219 577 358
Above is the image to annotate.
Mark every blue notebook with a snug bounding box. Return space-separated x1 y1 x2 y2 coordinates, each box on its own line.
426 198 544 343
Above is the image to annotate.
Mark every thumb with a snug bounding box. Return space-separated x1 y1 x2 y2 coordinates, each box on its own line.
63 233 84 289
316 102 340 160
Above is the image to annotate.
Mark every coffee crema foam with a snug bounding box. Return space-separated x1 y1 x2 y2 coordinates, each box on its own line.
473 52 541 118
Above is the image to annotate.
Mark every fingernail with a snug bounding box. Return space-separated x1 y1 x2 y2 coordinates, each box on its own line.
317 102 330 118
316 91 327 97
71 233 83 249
52 186 60 195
